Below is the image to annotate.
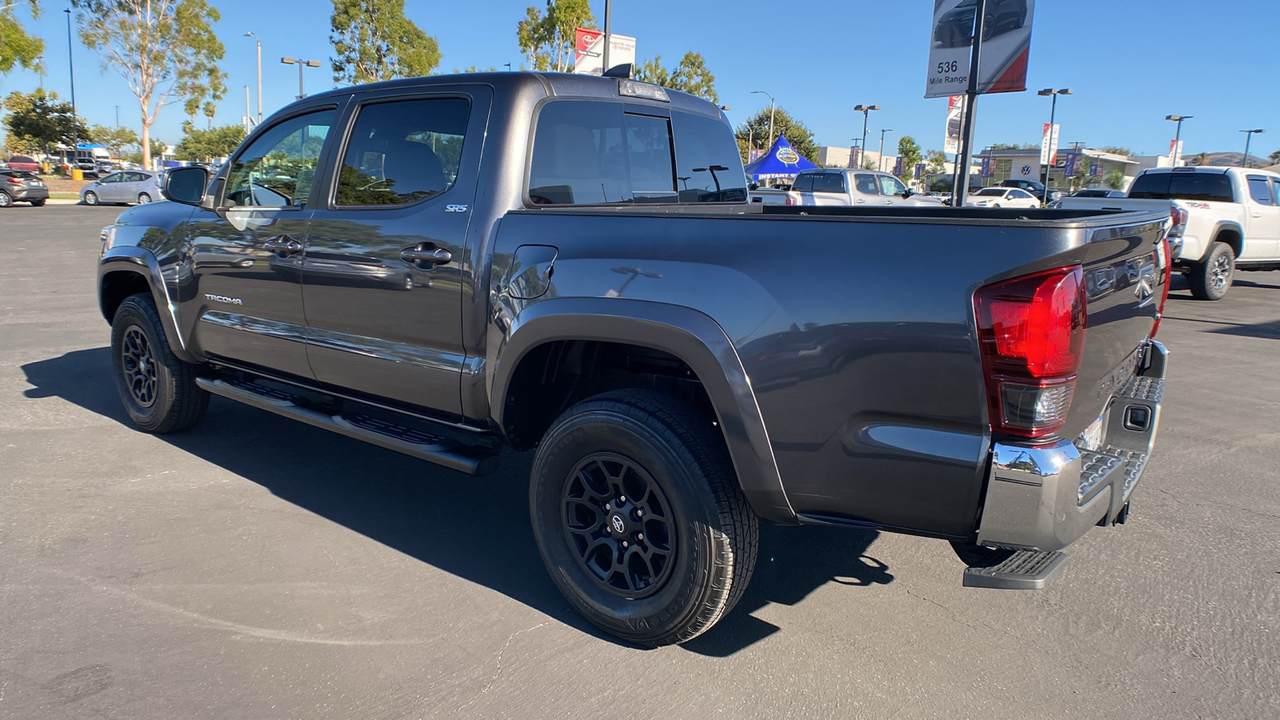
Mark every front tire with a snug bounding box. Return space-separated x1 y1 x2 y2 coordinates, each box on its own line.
83 191 99 206
530 390 758 646
111 294 209 433
1189 241 1234 301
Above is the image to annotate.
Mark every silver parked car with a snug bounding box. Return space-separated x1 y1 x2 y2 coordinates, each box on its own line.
789 169 944 207
80 171 163 206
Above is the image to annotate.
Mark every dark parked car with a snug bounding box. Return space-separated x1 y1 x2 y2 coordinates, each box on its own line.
5 155 40 174
934 0 1028 47
0 168 49 207
97 71 1171 646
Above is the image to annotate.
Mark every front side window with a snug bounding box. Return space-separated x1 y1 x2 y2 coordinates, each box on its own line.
335 97 470 207
101 173 123 184
225 108 335 208
1271 178 1280 205
879 174 907 196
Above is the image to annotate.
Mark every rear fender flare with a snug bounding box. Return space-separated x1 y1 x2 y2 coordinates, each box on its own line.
1206 220 1244 261
489 297 795 524
98 246 199 364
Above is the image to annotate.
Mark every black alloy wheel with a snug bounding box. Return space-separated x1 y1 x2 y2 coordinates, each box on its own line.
111 294 209 433
561 453 676 598
120 326 159 408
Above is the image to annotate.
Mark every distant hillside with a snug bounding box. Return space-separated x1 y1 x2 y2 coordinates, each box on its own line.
1188 151 1271 168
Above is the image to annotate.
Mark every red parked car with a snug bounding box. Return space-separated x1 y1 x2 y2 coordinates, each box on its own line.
5 155 40 173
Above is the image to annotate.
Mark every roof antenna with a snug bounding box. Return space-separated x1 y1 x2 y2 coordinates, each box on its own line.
602 63 633 79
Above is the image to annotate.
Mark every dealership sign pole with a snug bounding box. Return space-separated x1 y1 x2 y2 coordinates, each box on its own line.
927 0 1036 206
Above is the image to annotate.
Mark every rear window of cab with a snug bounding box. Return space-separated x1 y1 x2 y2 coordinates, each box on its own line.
529 101 746 205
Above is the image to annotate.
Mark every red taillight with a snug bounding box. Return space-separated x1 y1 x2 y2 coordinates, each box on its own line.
5 177 21 185
785 194 796 206
975 266 1086 439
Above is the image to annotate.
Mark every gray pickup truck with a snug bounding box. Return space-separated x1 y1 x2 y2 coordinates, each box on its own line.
97 72 1170 645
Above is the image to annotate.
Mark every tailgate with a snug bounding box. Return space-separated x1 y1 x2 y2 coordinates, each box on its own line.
1065 214 1169 440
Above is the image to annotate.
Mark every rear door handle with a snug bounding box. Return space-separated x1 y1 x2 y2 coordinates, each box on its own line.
263 235 302 256
401 245 452 267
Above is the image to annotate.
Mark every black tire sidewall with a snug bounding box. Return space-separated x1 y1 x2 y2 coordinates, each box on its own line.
1193 242 1233 300
530 405 721 643
0 191 11 207
111 297 179 431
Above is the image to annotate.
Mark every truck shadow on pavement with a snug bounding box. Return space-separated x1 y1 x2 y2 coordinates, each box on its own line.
22 347 894 656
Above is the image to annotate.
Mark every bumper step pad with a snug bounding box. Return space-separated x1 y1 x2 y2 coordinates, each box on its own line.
962 549 1068 590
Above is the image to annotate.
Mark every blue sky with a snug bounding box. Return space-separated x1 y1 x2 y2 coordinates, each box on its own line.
3 0 1276 160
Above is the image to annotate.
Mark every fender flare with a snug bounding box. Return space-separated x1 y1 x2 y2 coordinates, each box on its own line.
1204 220 1244 261
98 246 199 364
489 297 796 525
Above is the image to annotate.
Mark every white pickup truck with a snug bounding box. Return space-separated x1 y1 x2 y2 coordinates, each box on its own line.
1058 166 1280 300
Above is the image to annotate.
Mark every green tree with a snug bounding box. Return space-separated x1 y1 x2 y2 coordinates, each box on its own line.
1100 146 1132 156
1191 152 1209 166
897 135 922 182
174 123 245 162
330 0 440 85
517 0 594 72
72 0 228 171
1 0 44 79
1104 169 1125 190
90 123 140 159
734 106 819 166
634 52 717 103
5 91 89 160
1269 149 1280 165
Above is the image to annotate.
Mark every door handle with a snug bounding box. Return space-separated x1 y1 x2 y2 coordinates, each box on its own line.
401 245 452 267
263 235 302 256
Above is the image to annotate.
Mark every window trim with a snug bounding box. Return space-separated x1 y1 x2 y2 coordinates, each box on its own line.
325 92 475 212
217 102 343 212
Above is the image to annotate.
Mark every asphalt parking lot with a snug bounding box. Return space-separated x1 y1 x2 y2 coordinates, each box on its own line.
2 205 1277 719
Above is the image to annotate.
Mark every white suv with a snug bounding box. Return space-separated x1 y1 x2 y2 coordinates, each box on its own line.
788 169 942 207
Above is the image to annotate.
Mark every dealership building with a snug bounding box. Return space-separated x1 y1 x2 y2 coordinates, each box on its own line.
973 147 1176 193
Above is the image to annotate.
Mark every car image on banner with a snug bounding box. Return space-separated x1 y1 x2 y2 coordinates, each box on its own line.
925 0 1035 98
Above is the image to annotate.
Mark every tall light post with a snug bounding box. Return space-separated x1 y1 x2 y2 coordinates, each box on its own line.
751 90 775 150
1165 114 1191 166
245 31 262 124
878 128 893 172
65 8 78 166
1037 88 1071 204
281 57 322 101
853 105 879 169
1240 128 1265 168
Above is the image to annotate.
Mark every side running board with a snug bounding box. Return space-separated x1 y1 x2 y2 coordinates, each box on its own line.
195 377 501 475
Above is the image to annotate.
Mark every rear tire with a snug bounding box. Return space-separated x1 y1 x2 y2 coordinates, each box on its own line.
137 192 151 204
530 389 758 646
0 191 12 208
111 294 209 433
1189 241 1234 301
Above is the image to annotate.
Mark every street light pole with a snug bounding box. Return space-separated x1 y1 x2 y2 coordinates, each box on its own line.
751 90 775 149
1240 128 1265 168
878 128 893 172
853 105 879 169
281 57 322 100
65 8 78 163
245 32 262 124
1165 114 1191 166
1036 88 1071 204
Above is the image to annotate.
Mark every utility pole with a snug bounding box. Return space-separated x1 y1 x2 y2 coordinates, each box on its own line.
65 9 78 166
854 104 879 169
1165 114 1191 166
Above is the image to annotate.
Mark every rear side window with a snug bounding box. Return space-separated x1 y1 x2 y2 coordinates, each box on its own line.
811 173 845 193
335 97 469 206
1129 172 1234 202
791 173 814 192
1246 176 1274 205
529 101 743 205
